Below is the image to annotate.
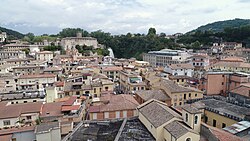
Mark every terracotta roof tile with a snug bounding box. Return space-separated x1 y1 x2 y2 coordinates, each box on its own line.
61 105 80 111
40 102 64 118
0 102 43 119
19 74 56 79
138 99 181 127
89 94 139 113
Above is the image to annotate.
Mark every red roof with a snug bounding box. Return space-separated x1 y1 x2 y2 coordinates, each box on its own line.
62 96 77 106
0 134 12 141
89 106 100 113
61 105 80 111
40 102 64 117
89 94 139 113
201 123 241 141
19 74 56 79
55 81 64 87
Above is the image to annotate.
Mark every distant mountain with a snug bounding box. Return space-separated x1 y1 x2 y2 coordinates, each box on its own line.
190 18 250 33
0 26 24 39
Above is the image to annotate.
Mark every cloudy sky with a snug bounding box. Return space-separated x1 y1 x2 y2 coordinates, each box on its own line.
0 0 250 35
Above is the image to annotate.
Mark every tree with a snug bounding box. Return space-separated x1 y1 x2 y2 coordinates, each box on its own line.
159 33 166 37
22 48 30 55
26 32 35 41
147 27 156 36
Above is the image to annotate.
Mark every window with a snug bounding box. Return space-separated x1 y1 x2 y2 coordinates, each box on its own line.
115 111 120 118
195 94 197 97
177 79 179 82
194 115 198 124
33 100 37 102
184 94 186 99
105 87 109 91
12 138 17 141
93 113 97 120
186 138 191 141
222 82 224 85
94 88 96 93
189 93 191 97
222 123 226 128
3 120 10 126
213 119 217 127
24 101 27 103
104 112 109 119
179 102 182 105
27 116 32 120
182 79 184 82
141 87 144 90
204 116 208 123
186 113 188 122
123 111 127 118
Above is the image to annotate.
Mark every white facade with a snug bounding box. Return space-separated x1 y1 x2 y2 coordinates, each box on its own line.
0 117 19 128
60 36 98 50
143 49 191 67
35 51 53 61
0 32 7 42
17 75 56 91
29 45 40 56
12 130 36 141
36 127 61 141
190 56 209 67
0 51 26 60
164 65 194 77
46 87 58 103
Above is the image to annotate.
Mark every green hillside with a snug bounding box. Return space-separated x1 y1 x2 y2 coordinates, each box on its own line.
0 26 24 39
190 18 250 33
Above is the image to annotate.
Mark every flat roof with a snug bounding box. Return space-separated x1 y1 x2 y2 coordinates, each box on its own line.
223 121 250 134
199 99 250 120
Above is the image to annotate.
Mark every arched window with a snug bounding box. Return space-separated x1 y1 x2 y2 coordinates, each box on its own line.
186 138 191 141
194 115 198 124
186 113 188 122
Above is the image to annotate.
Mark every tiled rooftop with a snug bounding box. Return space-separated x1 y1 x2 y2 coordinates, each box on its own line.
138 99 181 127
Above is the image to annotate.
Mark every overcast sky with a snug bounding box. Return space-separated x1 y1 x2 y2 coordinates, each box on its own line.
0 0 250 35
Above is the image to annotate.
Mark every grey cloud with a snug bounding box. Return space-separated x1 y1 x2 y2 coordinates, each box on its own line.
0 0 249 35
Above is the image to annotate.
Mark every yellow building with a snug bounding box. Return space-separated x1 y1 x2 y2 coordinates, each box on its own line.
153 79 203 106
64 76 114 98
209 61 250 72
196 99 250 129
137 99 200 141
119 70 146 94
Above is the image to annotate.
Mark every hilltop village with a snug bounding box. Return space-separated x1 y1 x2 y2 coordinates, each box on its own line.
1 31 250 141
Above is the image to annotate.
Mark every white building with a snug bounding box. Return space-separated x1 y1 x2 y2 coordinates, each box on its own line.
35 51 53 61
0 51 26 60
164 63 194 77
29 45 40 56
35 122 61 141
143 49 191 67
189 54 209 68
60 32 99 50
17 74 57 91
0 32 7 42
